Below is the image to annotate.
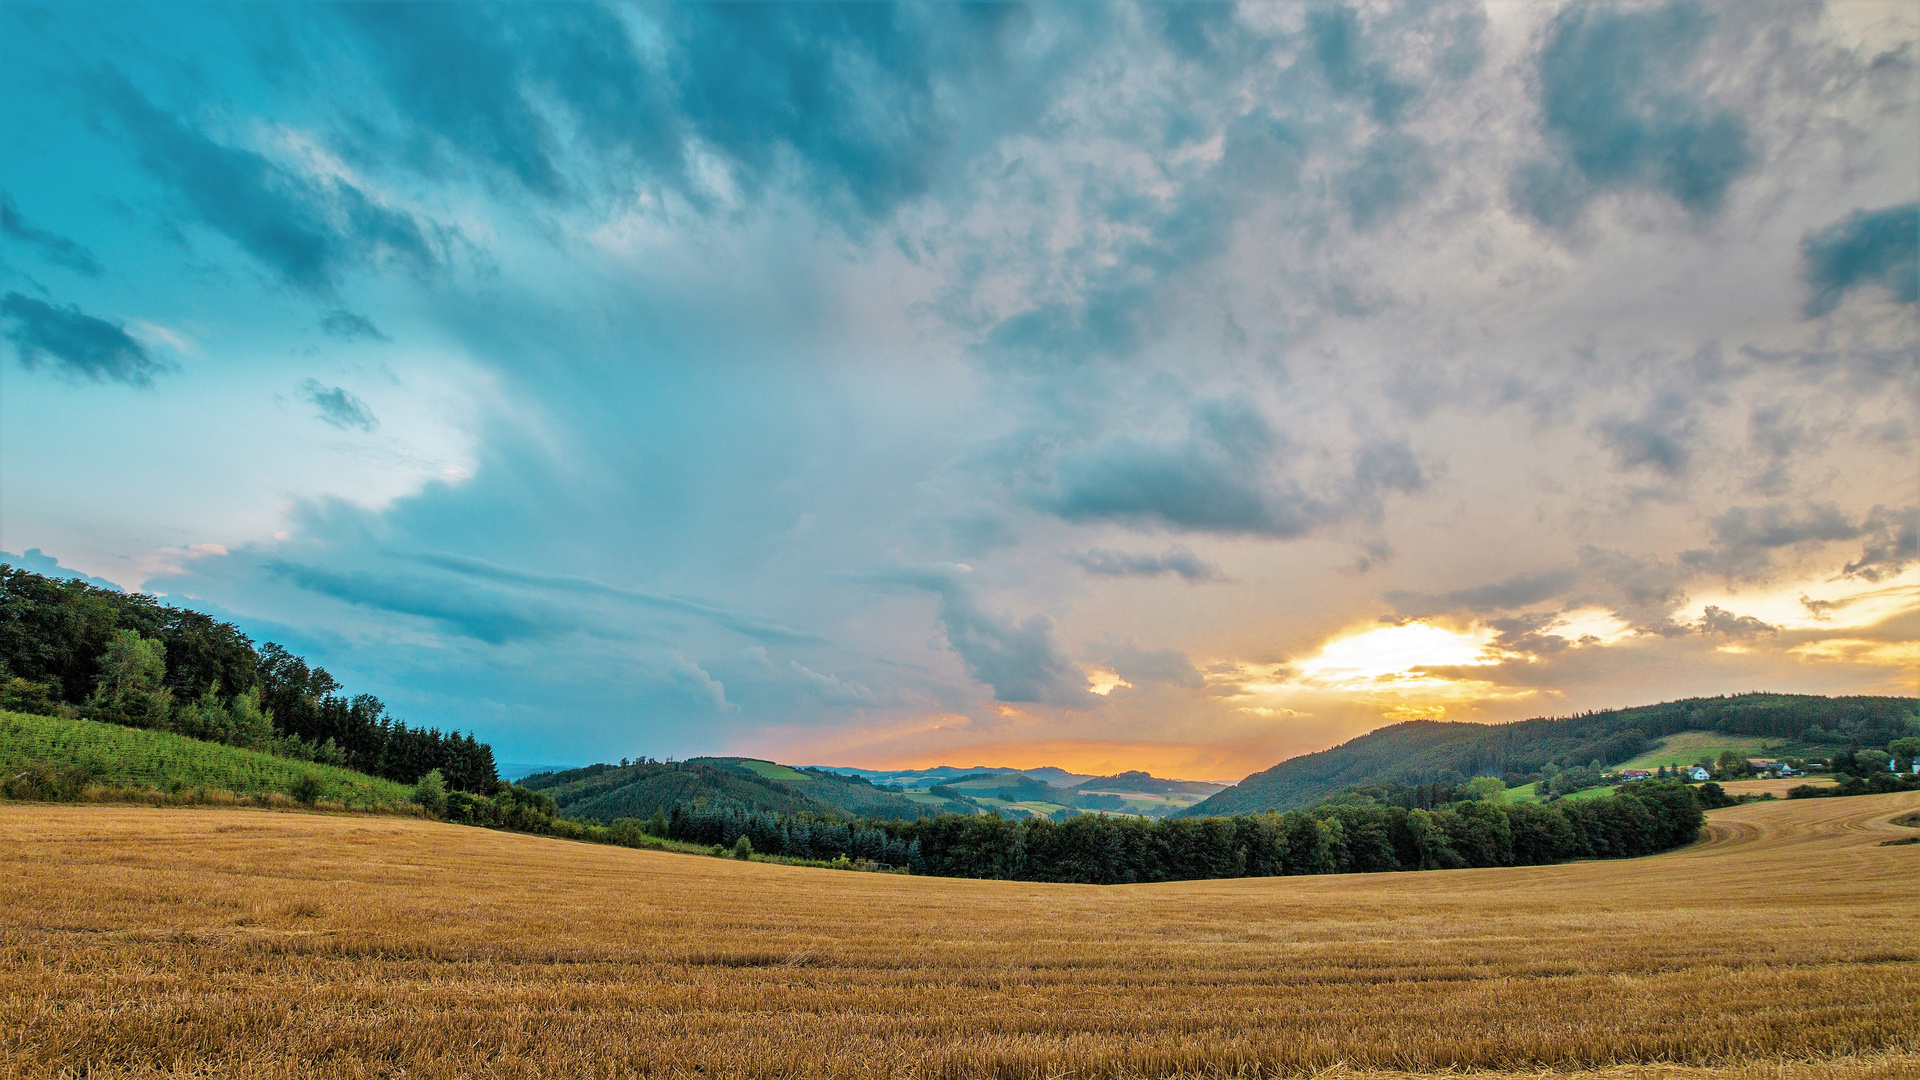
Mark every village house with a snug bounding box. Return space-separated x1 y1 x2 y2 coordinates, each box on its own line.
1684 766 1711 781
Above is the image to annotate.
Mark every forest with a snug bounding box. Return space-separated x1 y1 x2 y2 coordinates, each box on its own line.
658 779 1707 882
0 565 497 791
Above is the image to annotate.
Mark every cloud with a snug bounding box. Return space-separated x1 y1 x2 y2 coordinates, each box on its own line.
0 191 101 275
336 4 1055 223
411 551 821 644
865 565 1091 706
1681 503 1865 578
1801 203 1919 316
1036 398 1425 538
1596 391 1696 476
1084 633 1204 689
1695 605 1776 639
1 292 164 386
86 67 440 294
265 560 573 644
1067 545 1227 583
1512 1 1752 228
1385 567 1580 618
1842 506 1919 582
319 309 389 342
0 548 125 591
1341 132 1437 231
298 379 378 432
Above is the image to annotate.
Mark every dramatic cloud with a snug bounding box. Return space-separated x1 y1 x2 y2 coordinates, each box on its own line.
1695 604 1776 639
867 567 1092 707
1 292 163 386
1085 633 1205 689
1512 1 1752 227
85 67 440 294
1068 546 1227 583
298 380 378 432
1682 504 1866 578
1 192 101 276
1802 203 1920 316
2 2 1912 769
1036 399 1424 538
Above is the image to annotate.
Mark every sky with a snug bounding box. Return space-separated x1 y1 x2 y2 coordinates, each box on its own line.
1 1 1915 781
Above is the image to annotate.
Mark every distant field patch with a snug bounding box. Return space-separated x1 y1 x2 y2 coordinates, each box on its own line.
723 759 813 784
1507 781 1619 803
1616 732 1792 772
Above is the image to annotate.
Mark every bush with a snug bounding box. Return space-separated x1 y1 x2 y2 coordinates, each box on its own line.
290 773 324 806
412 768 449 816
733 834 754 860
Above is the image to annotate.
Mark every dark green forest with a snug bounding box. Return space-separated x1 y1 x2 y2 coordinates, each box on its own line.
0 565 497 791
1182 693 1920 815
661 779 1708 883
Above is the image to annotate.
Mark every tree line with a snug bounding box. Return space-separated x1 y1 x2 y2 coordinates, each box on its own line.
0 565 497 791
649 780 1705 882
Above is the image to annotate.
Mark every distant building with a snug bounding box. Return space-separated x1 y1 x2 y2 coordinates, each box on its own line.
1748 759 1788 776
1619 769 1653 782
1684 766 1710 781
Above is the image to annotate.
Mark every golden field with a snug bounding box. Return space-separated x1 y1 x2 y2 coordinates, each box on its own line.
2 792 1917 1080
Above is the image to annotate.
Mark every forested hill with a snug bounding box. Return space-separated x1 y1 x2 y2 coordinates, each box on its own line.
520 758 947 823
1180 693 1919 816
0 564 498 791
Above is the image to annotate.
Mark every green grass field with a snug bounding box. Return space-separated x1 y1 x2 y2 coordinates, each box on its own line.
1615 732 1795 772
1506 781 1620 803
0 710 417 807
723 758 815 784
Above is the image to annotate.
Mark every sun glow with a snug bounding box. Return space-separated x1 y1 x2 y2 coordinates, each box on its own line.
1291 621 1499 689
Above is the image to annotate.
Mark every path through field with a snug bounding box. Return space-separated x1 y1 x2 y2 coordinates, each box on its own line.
2 793 1916 1079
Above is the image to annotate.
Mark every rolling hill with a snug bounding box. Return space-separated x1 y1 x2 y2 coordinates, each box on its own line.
1179 693 1918 816
520 757 952 823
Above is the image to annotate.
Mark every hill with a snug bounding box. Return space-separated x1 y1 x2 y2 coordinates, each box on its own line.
1180 693 1918 816
0 564 499 791
0 708 418 807
520 758 950 823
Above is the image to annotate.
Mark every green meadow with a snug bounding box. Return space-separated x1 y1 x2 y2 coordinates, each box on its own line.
0 710 417 807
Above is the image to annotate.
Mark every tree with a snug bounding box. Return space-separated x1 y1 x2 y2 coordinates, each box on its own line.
88 630 172 728
1890 738 1919 773
1461 776 1507 802
1715 750 1749 781
413 768 449 816
732 834 754 860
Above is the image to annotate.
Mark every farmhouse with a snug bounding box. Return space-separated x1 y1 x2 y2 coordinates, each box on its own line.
1618 769 1653 782
1683 766 1711 781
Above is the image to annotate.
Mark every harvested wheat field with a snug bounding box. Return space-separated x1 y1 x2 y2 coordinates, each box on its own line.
3 793 1917 1080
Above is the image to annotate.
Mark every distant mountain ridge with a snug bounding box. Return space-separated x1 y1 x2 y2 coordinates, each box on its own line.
1176 693 1918 816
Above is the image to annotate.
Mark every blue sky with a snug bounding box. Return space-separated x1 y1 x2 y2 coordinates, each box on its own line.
2 2 1915 779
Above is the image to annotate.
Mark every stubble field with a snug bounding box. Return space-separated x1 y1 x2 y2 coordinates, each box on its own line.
2 792 1917 1080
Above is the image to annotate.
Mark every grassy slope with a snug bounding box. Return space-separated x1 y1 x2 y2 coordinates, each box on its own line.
0 710 415 806
1614 732 1797 772
1182 693 1916 816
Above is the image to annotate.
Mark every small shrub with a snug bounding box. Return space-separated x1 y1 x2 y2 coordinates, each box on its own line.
412 769 449 816
290 774 324 806
732 835 753 860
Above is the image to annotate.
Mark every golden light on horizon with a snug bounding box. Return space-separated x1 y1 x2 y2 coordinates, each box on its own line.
1289 620 1498 691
